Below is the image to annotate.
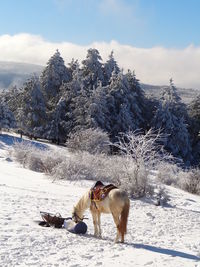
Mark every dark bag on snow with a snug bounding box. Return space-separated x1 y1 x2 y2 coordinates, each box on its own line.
64 220 87 234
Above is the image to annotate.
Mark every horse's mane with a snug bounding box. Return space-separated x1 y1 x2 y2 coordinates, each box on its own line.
74 190 91 216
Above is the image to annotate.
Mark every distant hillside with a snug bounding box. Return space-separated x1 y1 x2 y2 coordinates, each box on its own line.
0 61 43 89
0 61 198 103
141 83 199 104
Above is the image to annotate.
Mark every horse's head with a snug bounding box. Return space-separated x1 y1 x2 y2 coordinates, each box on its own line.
72 190 90 223
72 207 84 223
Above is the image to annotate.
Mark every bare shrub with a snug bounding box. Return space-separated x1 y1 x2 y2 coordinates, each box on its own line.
11 132 200 198
157 163 200 196
102 155 129 186
12 141 48 171
52 152 102 181
12 139 139 191
25 152 45 172
52 152 118 182
12 140 126 184
156 162 181 186
154 186 170 206
12 141 64 173
66 128 110 154
40 151 65 174
12 141 34 167
112 129 174 198
178 168 200 195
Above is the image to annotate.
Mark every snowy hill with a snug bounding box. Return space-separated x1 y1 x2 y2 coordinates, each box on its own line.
0 133 200 267
141 83 199 104
0 61 43 89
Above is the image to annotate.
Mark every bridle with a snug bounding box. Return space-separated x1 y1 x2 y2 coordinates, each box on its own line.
72 211 88 223
72 211 84 223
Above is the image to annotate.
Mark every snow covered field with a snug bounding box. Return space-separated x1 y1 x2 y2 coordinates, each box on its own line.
0 134 200 267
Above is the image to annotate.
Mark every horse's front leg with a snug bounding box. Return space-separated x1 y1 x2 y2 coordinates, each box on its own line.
97 212 102 238
91 211 99 237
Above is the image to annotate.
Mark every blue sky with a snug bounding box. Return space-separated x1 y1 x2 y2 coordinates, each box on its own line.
0 0 200 48
0 0 200 88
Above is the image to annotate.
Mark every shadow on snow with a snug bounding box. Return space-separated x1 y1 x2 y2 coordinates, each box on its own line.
126 243 200 261
72 233 200 261
0 133 48 150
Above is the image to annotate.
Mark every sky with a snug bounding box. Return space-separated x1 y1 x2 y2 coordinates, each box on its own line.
0 0 200 88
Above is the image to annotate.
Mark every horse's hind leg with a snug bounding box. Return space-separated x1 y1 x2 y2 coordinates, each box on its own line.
121 231 125 243
111 212 121 243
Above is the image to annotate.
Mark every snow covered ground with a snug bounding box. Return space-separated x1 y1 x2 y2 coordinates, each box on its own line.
0 133 200 267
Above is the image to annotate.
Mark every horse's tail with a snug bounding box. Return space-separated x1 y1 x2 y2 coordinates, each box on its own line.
118 198 130 239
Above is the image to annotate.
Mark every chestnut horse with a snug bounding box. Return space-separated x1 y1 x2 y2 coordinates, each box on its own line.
72 186 130 243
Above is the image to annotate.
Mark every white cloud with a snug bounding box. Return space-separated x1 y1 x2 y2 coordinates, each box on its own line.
0 33 200 89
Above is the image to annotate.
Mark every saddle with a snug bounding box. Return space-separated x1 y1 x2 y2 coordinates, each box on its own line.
89 181 117 202
39 211 69 228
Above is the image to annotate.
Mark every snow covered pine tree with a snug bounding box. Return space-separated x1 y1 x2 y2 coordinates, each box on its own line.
152 79 192 164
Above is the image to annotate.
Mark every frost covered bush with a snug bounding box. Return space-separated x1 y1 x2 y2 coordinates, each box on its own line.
14 130 200 198
52 152 127 183
156 162 181 186
12 141 47 172
12 138 146 197
52 152 106 181
113 129 174 198
12 140 126 184
154 186 170 206
12 141 37 167
26 152 46 172
157 163 200 196
178 168 200 195
41 152 65 174
115 158 149 198
12 141 64 173
66 128 110 154
102 155 130 186
52 150 149 196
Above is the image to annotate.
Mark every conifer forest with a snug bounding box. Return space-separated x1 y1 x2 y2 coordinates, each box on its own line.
0 49 200 167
